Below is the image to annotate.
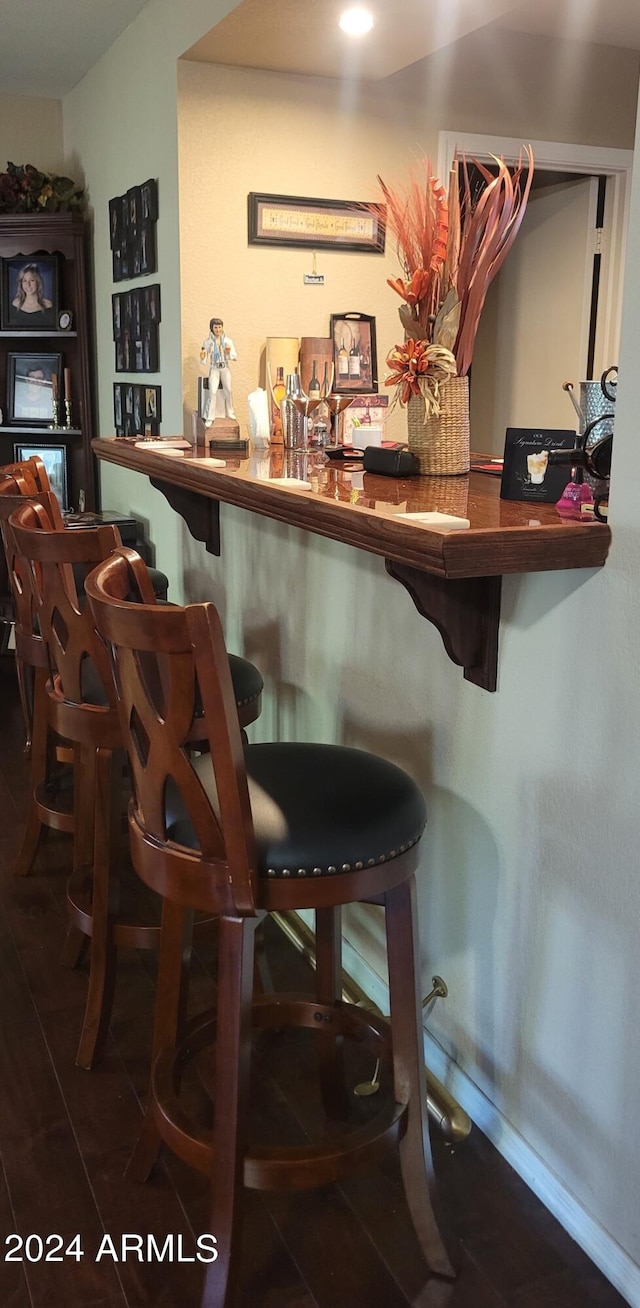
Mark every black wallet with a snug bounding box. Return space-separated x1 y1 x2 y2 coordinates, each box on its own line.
362 445 420 477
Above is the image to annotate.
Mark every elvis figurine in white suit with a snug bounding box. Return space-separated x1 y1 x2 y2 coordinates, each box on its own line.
200 317 238 425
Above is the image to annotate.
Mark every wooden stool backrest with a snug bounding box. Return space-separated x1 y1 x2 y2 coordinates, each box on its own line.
8 499 122 708
0 455 52 497
85 549 257 916
0 484 65 669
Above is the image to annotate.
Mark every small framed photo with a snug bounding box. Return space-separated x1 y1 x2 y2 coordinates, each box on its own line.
139 222 157 275
113 382 123 435
112 293 121 339
13 442 68 510
142 322 159 372
7 352 62 425
330 312 378 394
144 385 161 422
140 178 158 222
1 256 59 330
143 283 161 323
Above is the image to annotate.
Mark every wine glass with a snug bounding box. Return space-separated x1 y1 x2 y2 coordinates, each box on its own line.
325 393 355 448
291 394 322 450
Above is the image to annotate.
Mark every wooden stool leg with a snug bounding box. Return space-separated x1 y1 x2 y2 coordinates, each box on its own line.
315 905 350 1120
253 917 274 994
15 655 34 757
385 877 458 1283
60 925 87 969
75 746 118 1069
201 915 256 1308
13 666 48 876
72 742 96 875
126 900 194 1183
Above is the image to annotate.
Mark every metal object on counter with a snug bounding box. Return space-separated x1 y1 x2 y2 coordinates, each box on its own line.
281 372 307 449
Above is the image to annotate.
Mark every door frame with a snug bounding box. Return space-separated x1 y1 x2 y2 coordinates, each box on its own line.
437 132 633 376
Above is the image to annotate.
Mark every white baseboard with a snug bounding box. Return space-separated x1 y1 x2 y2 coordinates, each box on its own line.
342 939 640 1308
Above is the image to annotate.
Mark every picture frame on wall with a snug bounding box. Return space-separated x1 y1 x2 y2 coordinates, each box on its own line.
1 256 59 330
109 180 159 283
7 352 62 425
13 442 68 510
112 283 160 373
248 193 386 253
330 312 378 394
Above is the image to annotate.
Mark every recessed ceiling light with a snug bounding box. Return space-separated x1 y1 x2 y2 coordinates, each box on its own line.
339 7 374 37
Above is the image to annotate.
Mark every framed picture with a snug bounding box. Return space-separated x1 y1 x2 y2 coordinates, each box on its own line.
500 428 576 503
144 385 161 423
7 352 62 425
112 293 121 339
140 179 158 222
248 193 386 253
113 382 123 435
13 443 68 509
109 180 159 283
330 312 378 394
1 256 59 330
143 283 161 323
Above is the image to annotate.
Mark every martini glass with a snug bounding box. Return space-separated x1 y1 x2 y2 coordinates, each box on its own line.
291 394 322 449
325 393 355 448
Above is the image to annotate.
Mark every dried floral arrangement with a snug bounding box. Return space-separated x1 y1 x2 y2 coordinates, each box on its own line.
0 162 85 214
379 148 534 418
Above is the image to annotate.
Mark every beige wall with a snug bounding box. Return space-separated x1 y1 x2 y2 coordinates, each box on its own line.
0 92 64 174
178 62 421 442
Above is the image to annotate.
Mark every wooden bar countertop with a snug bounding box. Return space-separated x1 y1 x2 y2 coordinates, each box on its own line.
93 438 610 582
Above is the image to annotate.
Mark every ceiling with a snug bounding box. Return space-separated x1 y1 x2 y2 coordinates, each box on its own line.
2 0 640 100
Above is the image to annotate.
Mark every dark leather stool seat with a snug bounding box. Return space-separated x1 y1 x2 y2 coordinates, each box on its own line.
85 548 459 1308
170 743 425 878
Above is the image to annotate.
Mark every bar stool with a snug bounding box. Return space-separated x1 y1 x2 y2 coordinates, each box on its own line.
0 469 75 876
86 547 459 1307
8 501 264 1069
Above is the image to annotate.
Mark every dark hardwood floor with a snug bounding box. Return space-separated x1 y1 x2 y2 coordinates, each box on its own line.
0 655 628 1308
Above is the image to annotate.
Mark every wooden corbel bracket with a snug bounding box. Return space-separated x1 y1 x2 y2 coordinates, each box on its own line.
150 479 221 555
385 561 502 692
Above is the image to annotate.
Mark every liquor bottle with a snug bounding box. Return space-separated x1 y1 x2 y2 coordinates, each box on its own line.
360 342 370 382
548 433 612 481
348 339 361 379
272 365 286 408
308 360 321 399
337 337 349 378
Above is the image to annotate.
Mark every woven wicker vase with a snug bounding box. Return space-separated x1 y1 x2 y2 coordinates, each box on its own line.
406 375 470 476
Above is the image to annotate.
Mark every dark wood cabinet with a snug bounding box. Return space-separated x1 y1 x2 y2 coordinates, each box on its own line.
0 212 96 511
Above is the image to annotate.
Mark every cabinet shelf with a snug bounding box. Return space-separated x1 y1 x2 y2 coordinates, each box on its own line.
0 426 82 437
0 331 78 340
0 212 95 511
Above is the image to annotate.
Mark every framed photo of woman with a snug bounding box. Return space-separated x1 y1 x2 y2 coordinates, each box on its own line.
1 256 59 330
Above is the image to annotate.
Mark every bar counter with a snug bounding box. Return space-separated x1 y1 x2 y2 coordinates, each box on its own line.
93 438 611 692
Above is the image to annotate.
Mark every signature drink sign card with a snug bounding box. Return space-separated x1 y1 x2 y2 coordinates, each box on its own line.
500 428 576 503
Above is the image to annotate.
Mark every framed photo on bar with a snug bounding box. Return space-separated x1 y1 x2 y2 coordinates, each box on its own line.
248 193 386 253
